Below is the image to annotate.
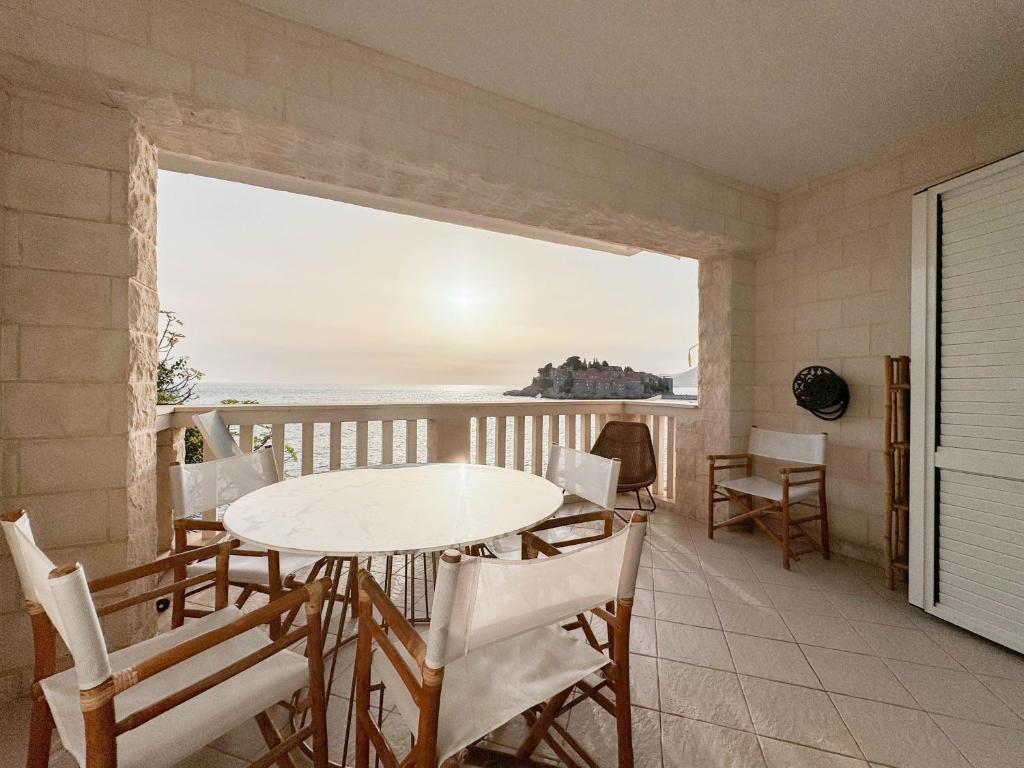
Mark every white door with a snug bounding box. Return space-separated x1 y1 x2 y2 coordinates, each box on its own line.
910 150 1024 653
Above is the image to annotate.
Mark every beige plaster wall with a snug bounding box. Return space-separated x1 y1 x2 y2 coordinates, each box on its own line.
753 110 1024 563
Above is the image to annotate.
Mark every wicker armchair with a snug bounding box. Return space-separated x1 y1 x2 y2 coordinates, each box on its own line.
591 420 658 512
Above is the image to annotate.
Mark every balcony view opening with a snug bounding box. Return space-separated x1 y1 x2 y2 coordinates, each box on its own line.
157 170 699 474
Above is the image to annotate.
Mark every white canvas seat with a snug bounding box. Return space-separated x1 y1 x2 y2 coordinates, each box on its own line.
355 513 648 767
708 427 830 569
169 447 322 626
715 474 818 503
373 625 606 762
192 409 244 458
1 510 331 768
41 607 308 768
545 443 621 511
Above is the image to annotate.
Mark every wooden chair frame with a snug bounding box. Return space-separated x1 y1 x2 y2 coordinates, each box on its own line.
707 454 830 569
354 511 640 768
5 510 331 768
169 458 326 638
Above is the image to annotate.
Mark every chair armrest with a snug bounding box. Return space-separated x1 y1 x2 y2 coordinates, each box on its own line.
356 570 425 663
115 577 331 703
779 464 824 477
523 509 615 556
521 531 563 559
708 453 751 461
88 540 237 594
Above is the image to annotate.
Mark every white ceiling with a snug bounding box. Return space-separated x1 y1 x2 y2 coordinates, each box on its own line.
245 1 1024 191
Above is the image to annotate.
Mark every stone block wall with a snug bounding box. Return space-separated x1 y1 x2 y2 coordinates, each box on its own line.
753 111 1024 562
0 82 158 697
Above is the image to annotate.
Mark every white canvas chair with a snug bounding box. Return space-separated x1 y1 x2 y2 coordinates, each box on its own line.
354 512 648 767
519 444 622 555
707 427 830 569
1 510 330 768
169 447 324 633
192 409 244 458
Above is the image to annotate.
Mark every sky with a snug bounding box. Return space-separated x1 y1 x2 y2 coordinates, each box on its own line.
156 171 698 386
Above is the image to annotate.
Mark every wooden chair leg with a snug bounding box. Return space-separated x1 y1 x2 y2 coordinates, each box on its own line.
235 583 256 609
26 693 54 768
254 711 297 768
515 688 573 759
819 480 831 559
615 656 634 768
706 475 716 539
781 498 791 570
267 551 282 639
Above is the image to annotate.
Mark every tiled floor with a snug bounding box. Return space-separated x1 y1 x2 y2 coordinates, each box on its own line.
4 511 1024 768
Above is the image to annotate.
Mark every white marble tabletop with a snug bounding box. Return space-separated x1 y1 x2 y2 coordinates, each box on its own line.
222 463 565 557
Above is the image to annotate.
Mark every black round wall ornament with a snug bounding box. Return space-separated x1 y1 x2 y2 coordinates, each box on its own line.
792 365 849 421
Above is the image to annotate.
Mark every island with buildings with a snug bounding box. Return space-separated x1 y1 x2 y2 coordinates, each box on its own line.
504 357 673 399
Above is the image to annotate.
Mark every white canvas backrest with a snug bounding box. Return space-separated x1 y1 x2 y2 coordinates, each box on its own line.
545 444 621 510
748 427 826 465
193 410 244 459
1 514 111 690
169 447 279 519
425 517 647 668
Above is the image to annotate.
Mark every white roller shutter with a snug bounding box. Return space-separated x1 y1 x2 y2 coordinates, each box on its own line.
912 151 1024 653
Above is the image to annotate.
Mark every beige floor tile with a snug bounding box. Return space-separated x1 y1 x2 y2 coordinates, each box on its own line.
636 565 654 591
716 602 794 641
700 555 758 582
827 592 916 628
926 625 1024 681
830 695 970 768
782 611 873 654
759 738 870 767
630 652 660 710
631 615 658 656
175 748 248 767
695 536 753 563
748 558 818 588
932 713 1024 768
850 622 961 669
764 583 841 617
655 591 721 628
801 646 917 707
741 677 860 756
653 568 711 597
886 659 1023 728
706 575 773 607
977 673 1024 720
728 633 820 688
660 713 766 768
648 527 697 554
634 587 656 618
658 659 753 731
565 701 663 768
652 548 702 573
656 621 734 671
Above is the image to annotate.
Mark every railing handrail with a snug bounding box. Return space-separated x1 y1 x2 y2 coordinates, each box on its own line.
163 398 697 429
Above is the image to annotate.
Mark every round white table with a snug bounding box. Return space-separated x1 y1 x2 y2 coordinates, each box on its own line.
224 462 564 557
223 462 563 767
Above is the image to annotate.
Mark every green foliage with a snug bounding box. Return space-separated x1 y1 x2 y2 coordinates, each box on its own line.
564 355 586 371
157 311 203 405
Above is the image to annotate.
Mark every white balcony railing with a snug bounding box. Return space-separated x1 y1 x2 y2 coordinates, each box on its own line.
158 399 698 506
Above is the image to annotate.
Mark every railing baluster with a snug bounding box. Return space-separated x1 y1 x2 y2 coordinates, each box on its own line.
406 419 418 463
514 415 526 471
238 424 254 453
382 420 394 465
271 424 285 477
301 423 315 475
356 421 368 467
329 423 341 470
531 415 543 476
583 414 592 451
652 415 662 496
495 416 507 467
665 416 676 500
566 413 576 450
475 416 488 465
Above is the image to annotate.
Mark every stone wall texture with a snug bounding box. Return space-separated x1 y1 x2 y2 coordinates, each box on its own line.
752 110 1024 562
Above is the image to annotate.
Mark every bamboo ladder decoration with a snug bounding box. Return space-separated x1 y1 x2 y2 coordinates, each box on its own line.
884 355 911 589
